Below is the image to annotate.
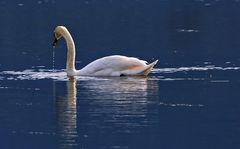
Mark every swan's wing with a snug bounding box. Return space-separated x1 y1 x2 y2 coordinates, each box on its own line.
121 59 158 76
78 55 157 76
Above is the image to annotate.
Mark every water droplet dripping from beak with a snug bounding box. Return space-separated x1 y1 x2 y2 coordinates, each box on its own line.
52 46 55 72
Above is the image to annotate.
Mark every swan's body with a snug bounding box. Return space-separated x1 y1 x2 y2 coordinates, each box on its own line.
53 26 158 77
77 55 157 76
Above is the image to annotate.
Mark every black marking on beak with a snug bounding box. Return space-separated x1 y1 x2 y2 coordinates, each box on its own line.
52 34 58 47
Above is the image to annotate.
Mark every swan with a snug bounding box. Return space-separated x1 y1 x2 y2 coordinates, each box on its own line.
52 26 158 76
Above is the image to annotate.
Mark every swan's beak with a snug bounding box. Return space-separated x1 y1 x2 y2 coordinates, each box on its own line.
52 34 59 47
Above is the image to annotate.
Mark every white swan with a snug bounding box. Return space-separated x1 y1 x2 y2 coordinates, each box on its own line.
52 26 158 76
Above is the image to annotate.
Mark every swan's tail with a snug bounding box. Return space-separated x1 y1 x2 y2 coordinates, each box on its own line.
120 60 158 76
140 60 158 76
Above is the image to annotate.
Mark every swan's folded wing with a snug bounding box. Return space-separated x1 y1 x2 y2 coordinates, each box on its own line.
120 60 158 76
79 55 158 76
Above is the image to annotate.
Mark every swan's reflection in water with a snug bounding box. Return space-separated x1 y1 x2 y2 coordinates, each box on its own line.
54 76 159 148
78 77 159 133
55 77 78 149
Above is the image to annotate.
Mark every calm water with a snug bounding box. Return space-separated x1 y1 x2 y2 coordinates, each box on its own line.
1 0 240 149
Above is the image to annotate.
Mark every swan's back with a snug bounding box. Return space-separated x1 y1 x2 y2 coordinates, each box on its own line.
77 55 157 76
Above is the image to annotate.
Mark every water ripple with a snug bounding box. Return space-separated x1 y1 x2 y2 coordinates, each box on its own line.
152 65 240 73
1 69 109 81
159 102 204 107
0 65 239 81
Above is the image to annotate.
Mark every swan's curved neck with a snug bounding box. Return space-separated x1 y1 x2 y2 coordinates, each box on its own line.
62 29 76 75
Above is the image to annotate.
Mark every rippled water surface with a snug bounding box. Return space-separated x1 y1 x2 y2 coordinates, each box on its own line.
1 0 240 149
1 65 240 149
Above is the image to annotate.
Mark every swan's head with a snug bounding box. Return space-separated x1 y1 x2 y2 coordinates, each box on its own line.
52 26 67 47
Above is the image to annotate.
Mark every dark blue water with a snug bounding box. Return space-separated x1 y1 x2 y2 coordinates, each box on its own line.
1 0 240 149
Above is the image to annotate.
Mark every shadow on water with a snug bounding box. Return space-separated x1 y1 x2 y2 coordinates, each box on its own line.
54 77 78 149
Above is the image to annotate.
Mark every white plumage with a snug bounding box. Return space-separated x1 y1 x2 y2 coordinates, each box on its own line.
53 26 158 77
